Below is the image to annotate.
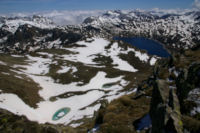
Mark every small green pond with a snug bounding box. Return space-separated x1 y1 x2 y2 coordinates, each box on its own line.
52 107 71 121
102 83 116 88
102 84 112 88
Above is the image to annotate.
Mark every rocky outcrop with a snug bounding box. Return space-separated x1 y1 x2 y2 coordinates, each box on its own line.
150 80 182 133
149 47 200 133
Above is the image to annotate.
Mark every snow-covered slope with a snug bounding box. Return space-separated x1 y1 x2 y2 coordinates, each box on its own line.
0 37 156 126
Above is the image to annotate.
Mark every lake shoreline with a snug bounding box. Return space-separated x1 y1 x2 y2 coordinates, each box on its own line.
113 37 171 58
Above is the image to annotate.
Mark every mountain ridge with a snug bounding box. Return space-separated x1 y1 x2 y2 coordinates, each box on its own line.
0 9 199 53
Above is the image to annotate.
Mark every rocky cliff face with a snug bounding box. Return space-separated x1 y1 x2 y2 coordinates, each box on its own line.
149 46 200 133
150 80 182 133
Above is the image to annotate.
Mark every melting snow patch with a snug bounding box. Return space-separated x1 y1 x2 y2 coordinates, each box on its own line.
149 57 157 66
62 38 109 65
106 42 138 72
24 55 51 75
57 66 71 74
31 71 123 100
70 122 84 128
11 55 24 58
1 72 10 75
134 51 149 62
0 61 7 66
15 75 23 79
62 38 138 72
37 52 54 58
47 39 62 49
57 66 78 74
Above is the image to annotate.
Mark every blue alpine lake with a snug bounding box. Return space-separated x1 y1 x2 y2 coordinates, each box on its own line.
114 37 171 58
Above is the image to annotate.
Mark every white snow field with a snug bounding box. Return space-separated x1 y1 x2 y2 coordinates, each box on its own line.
62 38 156 71
0 37 155 126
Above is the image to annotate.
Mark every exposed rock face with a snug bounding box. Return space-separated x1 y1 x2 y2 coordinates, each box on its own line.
149 47 200 133
150 80 182 133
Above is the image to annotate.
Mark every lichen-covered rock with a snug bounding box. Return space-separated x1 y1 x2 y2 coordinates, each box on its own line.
150 80 183 133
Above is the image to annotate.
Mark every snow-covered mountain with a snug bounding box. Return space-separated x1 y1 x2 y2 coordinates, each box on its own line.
0 15 82 53
0 9 199 53
0 15 55 34
82 10 200 49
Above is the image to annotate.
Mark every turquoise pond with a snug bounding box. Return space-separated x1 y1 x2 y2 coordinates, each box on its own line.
114 37 171 58
52 107 71 121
